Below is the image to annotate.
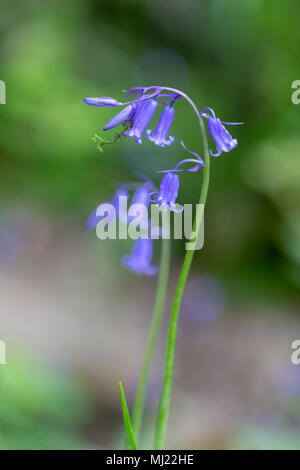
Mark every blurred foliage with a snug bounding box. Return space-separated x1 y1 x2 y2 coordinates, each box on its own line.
233 425 300 450
0 0 299 300
0 0 300 450
0 352 92 449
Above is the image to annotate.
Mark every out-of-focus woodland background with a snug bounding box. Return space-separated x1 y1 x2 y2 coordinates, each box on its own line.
0 0 300 449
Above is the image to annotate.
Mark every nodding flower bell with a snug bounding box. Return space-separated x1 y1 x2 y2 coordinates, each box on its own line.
83 87 243 160
150 142 205 213
199 107 243 157
86 187 128 230
83 97 121 107
122 238 159 276
150 172 182 213
123 99 158 144
146 105 175 147
84 87 181 147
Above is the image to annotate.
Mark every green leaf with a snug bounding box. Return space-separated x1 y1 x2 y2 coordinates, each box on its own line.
118 381 137 450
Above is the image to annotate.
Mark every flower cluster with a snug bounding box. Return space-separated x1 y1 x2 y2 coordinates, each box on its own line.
84 86 242 275
87 181 159 276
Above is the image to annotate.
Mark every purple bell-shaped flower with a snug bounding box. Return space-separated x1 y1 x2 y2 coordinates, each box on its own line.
150 172 182 213
122 238 159 276
145 105 175 147
199 107 243 157
123 99 158 144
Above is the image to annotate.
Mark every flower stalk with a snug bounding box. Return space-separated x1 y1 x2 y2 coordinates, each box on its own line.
84 85 241 450
132 236 171 445
154 94 210 450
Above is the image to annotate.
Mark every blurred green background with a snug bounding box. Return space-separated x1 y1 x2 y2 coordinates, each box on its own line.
0 0 300 449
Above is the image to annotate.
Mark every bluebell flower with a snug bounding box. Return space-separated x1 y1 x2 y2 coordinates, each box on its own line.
86 187 128 230
199 107 243 157
84 87 179 146
84 87 164 109
122 238 159 276
150 172 182 213
83 97 121 107
150 142 204 213
123 99 158 144
145 105 175 147
86 179 153 231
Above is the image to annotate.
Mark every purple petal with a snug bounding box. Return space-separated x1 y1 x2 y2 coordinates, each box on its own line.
123 99 158 144
122 238 159 276
103 105 133 131
151 173 180 209
83 97 121 107
146 105 175 148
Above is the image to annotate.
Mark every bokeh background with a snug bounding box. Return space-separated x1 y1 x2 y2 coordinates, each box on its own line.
1 0 300 450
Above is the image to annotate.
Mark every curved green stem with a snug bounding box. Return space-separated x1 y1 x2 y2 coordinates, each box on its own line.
154 91 210 450
132 237 171 445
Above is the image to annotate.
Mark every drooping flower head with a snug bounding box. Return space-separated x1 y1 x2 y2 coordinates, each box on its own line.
83 88 243 158
150 142 205 213
199 107 243 157
122 238 159 276
123 99 158 144
84 86 180 147
149 141 205 214
150 172 182 213
145 104 175 147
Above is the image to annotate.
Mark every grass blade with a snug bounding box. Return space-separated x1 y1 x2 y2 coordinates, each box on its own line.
119 381 137 450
